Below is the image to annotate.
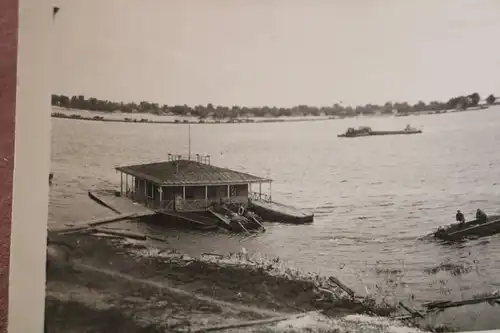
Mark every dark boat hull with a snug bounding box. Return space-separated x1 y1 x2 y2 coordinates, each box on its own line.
433 215 500 241
338 130 422 138
248 199 314 224
370 130 422 136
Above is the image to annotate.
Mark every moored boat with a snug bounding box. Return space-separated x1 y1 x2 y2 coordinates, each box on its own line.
208 204 264 233
248 193 314 224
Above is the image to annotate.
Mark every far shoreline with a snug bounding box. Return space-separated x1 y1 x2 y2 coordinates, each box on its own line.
51 104 493 126
51 111 338 125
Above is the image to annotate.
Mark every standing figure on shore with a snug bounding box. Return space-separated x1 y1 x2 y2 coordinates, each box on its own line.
456 210 465 224
49 172 54 186
476 208 488 224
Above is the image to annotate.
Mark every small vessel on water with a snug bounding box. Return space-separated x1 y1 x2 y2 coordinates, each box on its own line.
429 214 500 241
338 125 422 138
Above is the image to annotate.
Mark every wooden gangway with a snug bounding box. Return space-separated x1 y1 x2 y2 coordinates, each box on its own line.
88 190 156 216
207 208 232 228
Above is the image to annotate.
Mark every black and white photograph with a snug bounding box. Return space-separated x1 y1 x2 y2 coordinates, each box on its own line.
45 1 500 332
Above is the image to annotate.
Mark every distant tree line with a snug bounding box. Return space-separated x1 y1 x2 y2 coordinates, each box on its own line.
51 92 497 119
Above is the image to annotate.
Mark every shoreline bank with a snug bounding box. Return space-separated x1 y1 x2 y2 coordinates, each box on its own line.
51 104 495 126
51 111 337 125
46 230 436 333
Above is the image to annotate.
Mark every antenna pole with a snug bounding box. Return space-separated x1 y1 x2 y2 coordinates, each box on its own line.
188 124 191 160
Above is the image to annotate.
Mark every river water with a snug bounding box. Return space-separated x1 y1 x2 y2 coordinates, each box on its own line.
49 107 500 331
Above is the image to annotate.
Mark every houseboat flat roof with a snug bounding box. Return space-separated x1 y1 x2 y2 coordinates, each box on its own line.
115 159 272 186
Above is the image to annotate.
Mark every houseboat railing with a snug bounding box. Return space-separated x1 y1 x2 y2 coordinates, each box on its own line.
157 196 249 212
249 192 272 202
160 200 174 211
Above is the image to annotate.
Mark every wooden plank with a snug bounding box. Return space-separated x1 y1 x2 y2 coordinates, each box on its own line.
88 190 121 214
317 287 342 299
208 208 232 227
88 190 155 216
398 301 424 318
91 228 147 241
328 276 355 298
237 221 251 235
49 213 138 233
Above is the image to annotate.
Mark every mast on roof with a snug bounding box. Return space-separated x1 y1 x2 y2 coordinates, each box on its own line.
188 124 191 161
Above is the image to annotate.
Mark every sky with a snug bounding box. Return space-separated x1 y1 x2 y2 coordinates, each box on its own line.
52 0 500 107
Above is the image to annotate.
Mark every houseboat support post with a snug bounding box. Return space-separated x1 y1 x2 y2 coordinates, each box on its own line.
259 182 262 199
125 174 128 195
120 172 123 195
158 187 162 206
227 185 230 201
131 176 134 196
269 181 272 200
205 186 208 208
182 186 186 200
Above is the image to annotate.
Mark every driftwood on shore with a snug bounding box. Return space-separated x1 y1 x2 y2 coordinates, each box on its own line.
327 276 355 299
91 228 147 241
423 295 500 310
90 228 169 243
389 294 500 322
398 301 425 318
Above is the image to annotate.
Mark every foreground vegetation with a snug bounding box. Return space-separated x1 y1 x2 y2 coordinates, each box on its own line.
46 231 403 332
51 92 498 119
47 228 500 332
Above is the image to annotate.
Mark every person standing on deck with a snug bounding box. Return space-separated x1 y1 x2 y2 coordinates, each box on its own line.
456 210 465 224
476 209 488 224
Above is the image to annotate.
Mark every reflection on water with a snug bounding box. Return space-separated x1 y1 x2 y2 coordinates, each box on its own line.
49 107 500 331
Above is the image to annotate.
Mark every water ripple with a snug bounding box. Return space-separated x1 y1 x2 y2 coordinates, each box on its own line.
49 106 500 315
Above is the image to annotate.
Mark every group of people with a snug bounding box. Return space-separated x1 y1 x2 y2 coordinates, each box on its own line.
456 208 488 224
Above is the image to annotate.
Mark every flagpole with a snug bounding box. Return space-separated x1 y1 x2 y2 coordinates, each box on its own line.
188 124 191 160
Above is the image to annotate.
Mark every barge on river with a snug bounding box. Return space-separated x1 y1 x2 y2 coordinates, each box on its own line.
338 125 422 138
108 154 313 232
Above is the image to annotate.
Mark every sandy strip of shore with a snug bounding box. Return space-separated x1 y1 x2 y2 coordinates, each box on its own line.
45 230 431 333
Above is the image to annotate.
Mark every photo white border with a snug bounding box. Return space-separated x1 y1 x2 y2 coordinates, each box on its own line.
8 0 51 332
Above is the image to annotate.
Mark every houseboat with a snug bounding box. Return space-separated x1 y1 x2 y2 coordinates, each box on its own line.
109 153 313 232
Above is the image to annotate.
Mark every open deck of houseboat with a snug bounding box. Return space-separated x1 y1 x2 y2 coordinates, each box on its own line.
111 153 313 232
248 193 313 224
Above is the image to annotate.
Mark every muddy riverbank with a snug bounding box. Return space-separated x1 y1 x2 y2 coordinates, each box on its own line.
45 230 432 333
